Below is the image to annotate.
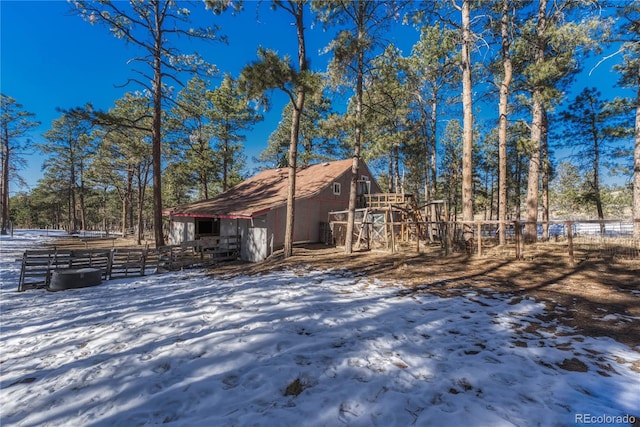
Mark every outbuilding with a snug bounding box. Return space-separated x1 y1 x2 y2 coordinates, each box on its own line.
165 159 380 262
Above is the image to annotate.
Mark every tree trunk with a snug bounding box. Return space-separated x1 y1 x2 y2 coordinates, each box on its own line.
393 144 401 193
152 3 165 247
283 3 307 259
102 190 108 236
592 122 605 236
461 0 474 238
525 98 542 242
633 64 640 238
427 101 438 242
389 156 394 193
0 120 9 235
127 167 135 236
541 108 549 240
137 166 149 245
70 159 78 232
79 161 87 231
284 93 305 258
429 101 438 200
345 0 365 255
525 0 547 243
498 0 512 246
121 189 128 238
137 176 144 245
515 151 522 221
489 173 495 220
201 140 209 199
222 137 229 192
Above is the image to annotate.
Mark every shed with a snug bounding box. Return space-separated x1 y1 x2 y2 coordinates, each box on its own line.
165 159 380 262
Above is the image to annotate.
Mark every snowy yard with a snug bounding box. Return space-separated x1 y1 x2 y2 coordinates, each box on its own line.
1 230 638 426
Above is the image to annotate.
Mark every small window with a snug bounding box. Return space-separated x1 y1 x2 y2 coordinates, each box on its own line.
196 218 220 236
333 182 341 195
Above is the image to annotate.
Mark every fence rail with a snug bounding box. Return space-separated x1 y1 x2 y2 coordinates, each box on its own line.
329 218 639 263
442 220 639 264
17 235 241 291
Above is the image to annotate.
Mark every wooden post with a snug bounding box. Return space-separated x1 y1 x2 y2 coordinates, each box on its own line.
384 208 390 252
567 221 574 266
389 206 396 254
515 221 521 260
444 202 451 256
477 222 482 256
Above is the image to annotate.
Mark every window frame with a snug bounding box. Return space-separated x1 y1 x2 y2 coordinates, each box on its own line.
333 182 341 195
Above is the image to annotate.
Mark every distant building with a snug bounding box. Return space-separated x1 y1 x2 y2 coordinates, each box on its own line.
165 159 380 262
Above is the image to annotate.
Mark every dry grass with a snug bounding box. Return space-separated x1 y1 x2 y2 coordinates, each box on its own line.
43 236 154 251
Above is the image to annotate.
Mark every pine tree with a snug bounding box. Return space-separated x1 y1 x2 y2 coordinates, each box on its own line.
89 93 153 242
363 45 412 194
209 74 262 192
440 120 463 218
0 94 39 234
72 0 236 247
314 0 402 254
257 97 334 169
167 76 218 199
41 108 95 232
612 1 640 237
514 0 605 242
560 87 631 234
240 1 315 258
453 0 475 239
406 22 459 208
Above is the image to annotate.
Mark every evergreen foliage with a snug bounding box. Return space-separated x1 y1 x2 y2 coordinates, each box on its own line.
9 1 638 239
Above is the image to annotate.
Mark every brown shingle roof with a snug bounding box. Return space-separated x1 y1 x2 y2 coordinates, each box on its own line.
167 159 355 219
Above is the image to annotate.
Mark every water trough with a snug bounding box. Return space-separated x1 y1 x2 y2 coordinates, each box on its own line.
49 268 103 291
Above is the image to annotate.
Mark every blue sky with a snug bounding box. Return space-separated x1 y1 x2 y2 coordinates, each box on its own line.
0 0 633 194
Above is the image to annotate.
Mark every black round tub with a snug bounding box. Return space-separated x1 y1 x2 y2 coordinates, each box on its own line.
49 268 103 291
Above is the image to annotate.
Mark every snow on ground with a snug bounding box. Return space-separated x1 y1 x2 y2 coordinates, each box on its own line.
1 231 638 427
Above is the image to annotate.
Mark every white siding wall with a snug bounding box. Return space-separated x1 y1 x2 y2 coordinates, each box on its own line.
242 215 268 262
220 219 238 236
168 218 194 245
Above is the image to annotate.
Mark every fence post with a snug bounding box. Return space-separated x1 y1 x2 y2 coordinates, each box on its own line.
444 221 450 256
515 221 522 260
477 222 482 256
567 221 574 266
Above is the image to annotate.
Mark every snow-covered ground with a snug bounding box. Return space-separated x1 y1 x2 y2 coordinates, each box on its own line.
1 230 638 427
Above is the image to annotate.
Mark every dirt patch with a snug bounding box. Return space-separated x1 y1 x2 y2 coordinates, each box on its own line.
210 244 640 350
44 236 153 251
557 358 589 372
284 378 305 397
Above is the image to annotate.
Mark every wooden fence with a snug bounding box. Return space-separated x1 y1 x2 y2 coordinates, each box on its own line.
17 235 240 291
330 218 639 264
440 220 638 264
